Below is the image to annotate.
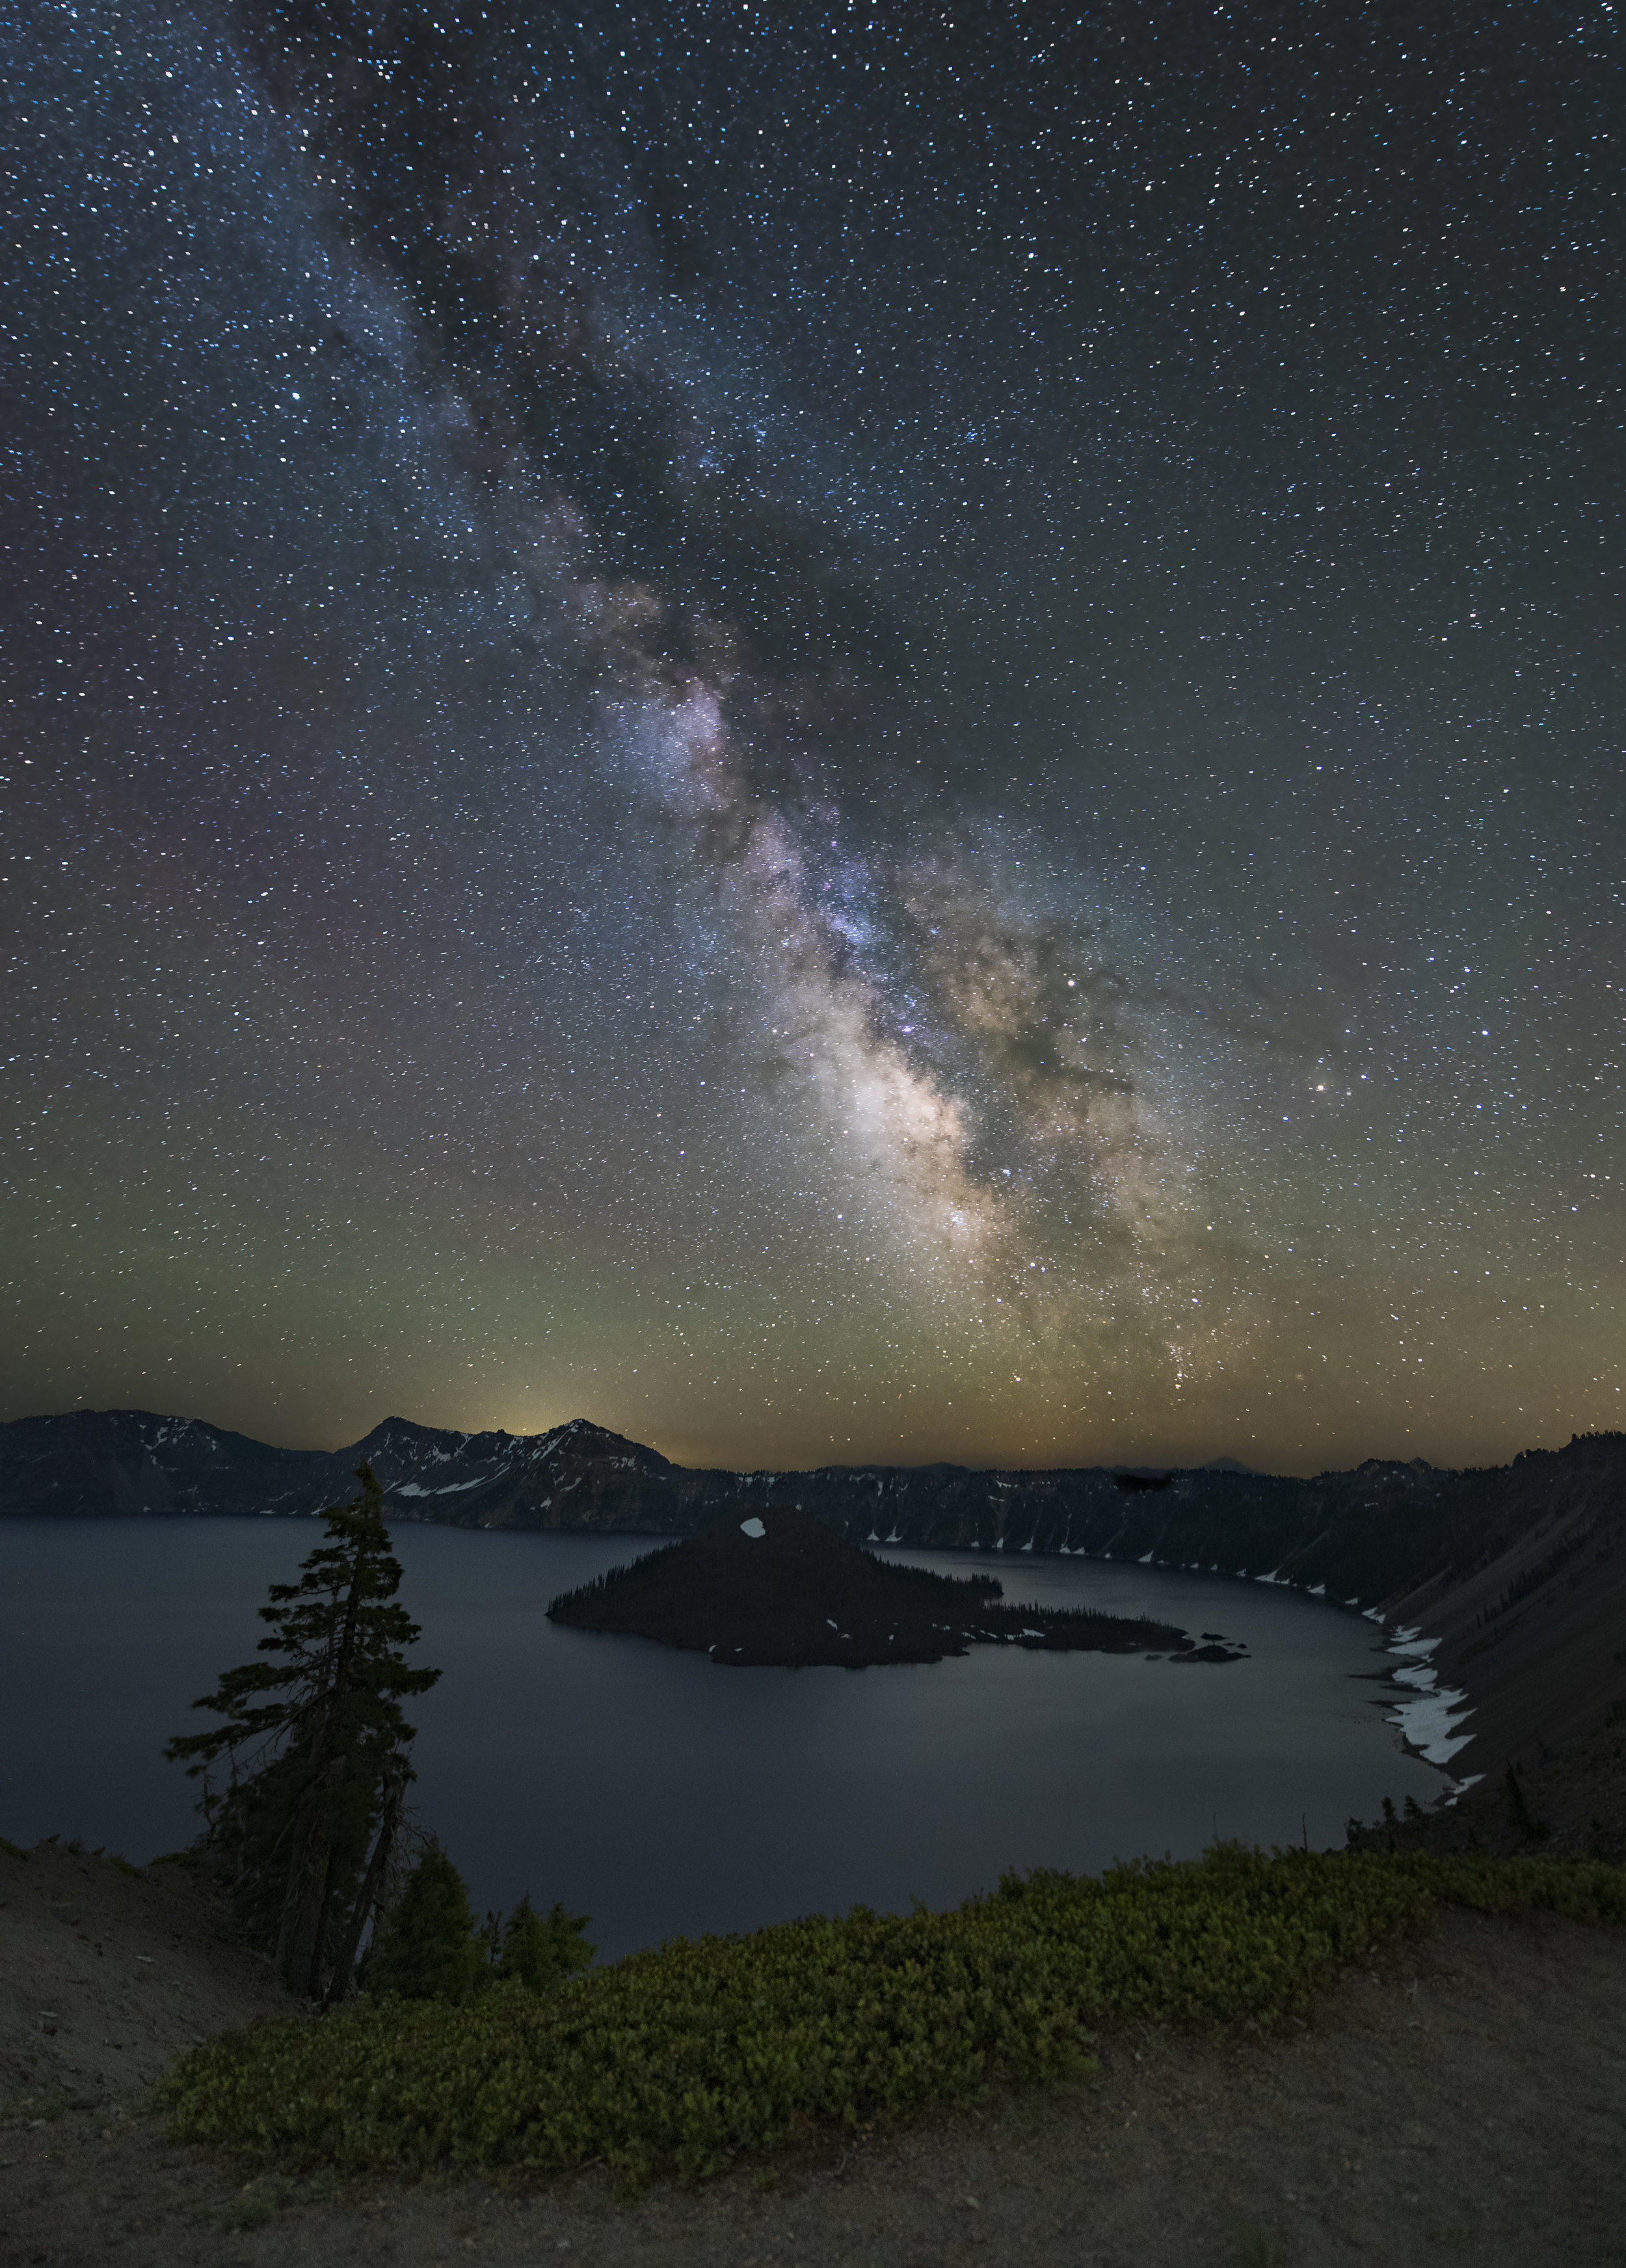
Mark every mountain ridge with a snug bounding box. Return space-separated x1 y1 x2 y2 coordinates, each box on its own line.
5 1406 1623 1774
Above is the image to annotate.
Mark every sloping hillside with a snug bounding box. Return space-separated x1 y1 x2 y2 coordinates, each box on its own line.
5 1835 1626 2268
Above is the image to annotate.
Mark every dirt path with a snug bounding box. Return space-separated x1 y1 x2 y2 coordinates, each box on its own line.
4 1839 1625 2268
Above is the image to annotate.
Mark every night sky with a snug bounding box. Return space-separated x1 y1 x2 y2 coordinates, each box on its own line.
6 1 1621 1474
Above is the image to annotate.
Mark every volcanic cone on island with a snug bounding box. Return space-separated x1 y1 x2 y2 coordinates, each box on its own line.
546 1507 1244 1668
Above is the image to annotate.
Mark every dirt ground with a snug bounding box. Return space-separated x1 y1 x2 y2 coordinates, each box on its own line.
4 1835 1625 2268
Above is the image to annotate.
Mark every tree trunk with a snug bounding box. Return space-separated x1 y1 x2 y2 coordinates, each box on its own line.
273 1754 347 1996
323 1773 404 2007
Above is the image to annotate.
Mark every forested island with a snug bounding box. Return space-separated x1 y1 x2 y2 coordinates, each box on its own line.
546 1508 1242 1667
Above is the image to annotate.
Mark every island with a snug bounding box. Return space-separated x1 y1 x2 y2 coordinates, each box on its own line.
546 1508 1244 1668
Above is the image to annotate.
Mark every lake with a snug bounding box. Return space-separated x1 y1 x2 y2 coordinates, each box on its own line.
0 1519 1443 1959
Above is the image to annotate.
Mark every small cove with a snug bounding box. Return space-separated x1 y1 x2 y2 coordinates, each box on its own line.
0 1519 1443 1959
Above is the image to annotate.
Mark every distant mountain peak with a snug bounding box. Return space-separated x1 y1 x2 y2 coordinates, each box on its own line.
540 1416 673 1464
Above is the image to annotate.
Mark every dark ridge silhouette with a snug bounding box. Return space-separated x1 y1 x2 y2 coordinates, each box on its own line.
545 1507 1208 1669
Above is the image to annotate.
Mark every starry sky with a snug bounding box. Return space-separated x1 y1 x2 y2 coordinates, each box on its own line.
5 0 1621 1476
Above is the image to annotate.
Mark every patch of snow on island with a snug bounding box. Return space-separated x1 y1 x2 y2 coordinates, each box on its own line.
740 1516 766 1539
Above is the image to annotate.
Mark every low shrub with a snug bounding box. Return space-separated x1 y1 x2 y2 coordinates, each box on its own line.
156 1844 1625 2194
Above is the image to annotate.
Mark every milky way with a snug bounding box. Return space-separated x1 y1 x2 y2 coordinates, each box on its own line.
5 1 1621 1471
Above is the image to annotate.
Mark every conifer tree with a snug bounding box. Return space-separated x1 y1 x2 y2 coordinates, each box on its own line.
362 1841 489 2003
494 1892 595 1994
361 1861 596 2003
166 1463 440 2003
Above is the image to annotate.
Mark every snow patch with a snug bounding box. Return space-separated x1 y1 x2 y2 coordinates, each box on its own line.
1381 1623 1472 1762
1392 1660 1439 1692
1388 1685 1475 1765
740 1517 766 1540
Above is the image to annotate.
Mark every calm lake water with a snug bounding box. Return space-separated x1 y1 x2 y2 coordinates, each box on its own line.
0 1519 1441 1958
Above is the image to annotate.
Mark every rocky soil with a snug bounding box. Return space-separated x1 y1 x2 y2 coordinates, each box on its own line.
0 1835 289 2113
5 1836 1625 2268
1353 1716 1626 1865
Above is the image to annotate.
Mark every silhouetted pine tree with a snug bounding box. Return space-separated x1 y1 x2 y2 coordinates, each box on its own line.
360 1863 596 2003
362 1840 488 2003
494 1892 595 1992
166 1463 440 2002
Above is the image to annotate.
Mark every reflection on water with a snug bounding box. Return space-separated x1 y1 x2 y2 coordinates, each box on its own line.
0 1519 1440 1958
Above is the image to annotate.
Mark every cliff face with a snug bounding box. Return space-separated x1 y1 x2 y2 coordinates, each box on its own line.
6 1408 1623 1770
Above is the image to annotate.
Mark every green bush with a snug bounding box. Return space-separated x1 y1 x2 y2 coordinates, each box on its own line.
157 1845 1625 2194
